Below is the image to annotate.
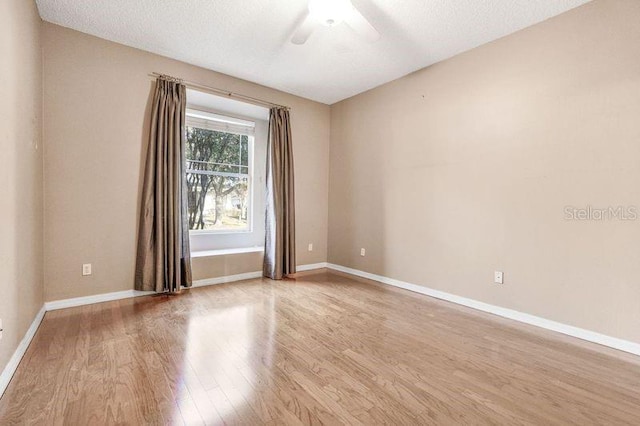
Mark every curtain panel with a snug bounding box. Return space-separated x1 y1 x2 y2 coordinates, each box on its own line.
264 107 296 280
135 77 192 292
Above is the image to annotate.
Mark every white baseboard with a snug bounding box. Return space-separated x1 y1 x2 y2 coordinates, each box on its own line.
44 263 328 307
0 306 46 398
45 289 155 311
326 263 640 356
192 271 264 287
296 262 328 272
191 262 329 287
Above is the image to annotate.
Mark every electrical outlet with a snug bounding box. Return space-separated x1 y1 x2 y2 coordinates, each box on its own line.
82 264 92 276
494 271 504 284
360 248 366 257
308 243 313 252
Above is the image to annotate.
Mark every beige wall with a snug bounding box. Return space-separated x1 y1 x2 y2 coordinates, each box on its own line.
43 23 330 301
0 0 44 373
192 252 263 282
329 0 640 343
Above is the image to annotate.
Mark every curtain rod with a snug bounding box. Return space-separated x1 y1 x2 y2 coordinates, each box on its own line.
150 72 290 111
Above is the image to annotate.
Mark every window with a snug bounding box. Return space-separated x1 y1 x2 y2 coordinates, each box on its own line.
184 93 268 254
185 109 254 233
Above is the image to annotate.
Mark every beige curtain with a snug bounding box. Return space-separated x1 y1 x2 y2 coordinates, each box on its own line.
264 108 296 279
135 77 192 292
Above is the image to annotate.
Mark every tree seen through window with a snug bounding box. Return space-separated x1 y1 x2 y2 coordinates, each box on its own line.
186 126 250 231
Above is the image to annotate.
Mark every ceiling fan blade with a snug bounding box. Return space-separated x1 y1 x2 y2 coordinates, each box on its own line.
291 13 319 45
344 4 380 42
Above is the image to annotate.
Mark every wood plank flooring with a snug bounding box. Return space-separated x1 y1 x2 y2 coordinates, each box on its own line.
1 269 639 425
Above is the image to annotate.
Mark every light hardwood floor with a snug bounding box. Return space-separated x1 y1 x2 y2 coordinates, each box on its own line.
1 269 639 425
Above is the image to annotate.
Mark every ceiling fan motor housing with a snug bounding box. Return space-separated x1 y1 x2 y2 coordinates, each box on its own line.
309 0 352 26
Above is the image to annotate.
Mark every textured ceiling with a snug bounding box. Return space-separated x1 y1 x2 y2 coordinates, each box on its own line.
36 0 591 104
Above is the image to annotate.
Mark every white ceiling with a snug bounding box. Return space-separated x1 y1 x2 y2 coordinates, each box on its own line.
36 0 591 105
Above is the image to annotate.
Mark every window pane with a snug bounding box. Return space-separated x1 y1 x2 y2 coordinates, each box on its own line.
186 127 242 173
186 124 252 232
241 135 249 166
186 173 249 231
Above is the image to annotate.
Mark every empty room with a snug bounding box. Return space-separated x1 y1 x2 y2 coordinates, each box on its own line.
1 0 640 424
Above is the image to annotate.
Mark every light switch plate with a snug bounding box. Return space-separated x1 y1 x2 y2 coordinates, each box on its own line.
494 271 504 284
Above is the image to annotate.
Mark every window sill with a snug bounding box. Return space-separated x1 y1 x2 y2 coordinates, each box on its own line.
191 246 264 258
189 229 253 236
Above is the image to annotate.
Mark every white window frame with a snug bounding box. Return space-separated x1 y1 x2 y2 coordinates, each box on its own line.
185 108 255 235
185 105 269 253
